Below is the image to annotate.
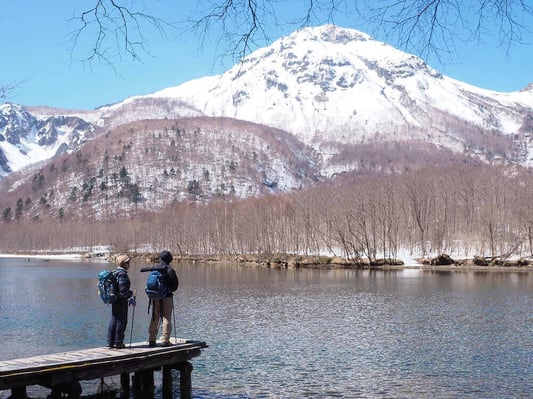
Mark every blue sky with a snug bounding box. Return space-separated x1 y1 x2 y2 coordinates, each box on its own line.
1 1 533 110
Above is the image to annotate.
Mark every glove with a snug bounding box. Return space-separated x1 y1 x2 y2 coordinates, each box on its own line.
128 297 136 306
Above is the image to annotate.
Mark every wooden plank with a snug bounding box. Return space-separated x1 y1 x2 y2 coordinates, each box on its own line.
1 339 203 373
0 339 207 391
1 342 202 374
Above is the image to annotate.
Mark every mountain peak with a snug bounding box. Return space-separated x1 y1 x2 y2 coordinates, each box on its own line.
290 24 373 44
247 24 412 66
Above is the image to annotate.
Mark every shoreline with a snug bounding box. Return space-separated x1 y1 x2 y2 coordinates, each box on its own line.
1 252 532 272
0 253 84 259
166 253 533 272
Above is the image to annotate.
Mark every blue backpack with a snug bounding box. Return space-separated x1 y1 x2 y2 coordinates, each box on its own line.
145 270 170 300
98 270 118 304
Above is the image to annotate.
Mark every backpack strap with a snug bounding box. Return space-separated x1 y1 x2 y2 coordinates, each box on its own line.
113 269 125 277
113 269 127 297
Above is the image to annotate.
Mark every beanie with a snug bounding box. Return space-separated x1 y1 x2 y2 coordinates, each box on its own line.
160 250 173 264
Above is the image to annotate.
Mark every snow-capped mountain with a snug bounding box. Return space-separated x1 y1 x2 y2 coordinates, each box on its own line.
0 103 96 177
107 24 533 172
2 24 533 181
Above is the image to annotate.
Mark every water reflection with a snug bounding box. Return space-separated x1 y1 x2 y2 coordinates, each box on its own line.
0 258 532 398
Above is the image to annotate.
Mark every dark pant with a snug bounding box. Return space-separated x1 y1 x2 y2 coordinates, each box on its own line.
107 299 129 345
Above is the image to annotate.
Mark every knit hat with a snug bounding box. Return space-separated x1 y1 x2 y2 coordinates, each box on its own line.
116 254 131 266
160 250 173 264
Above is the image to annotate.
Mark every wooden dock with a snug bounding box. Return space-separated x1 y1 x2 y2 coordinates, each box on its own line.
0 338 207 399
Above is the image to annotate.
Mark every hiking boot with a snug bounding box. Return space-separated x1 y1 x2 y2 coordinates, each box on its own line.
149 341 156 347
115 343 126 349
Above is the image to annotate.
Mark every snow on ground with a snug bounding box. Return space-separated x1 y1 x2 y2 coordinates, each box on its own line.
395 249 422 267
0 245 112 260
0 253 84 259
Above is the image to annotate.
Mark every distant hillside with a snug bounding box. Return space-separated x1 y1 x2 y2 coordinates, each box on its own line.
0 118 320 221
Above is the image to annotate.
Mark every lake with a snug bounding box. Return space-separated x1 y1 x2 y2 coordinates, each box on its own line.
0 257 532 398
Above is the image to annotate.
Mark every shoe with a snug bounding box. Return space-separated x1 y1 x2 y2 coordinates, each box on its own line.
149 341 156 347
107 343 114 349
115 343 126 349
161 341 172 347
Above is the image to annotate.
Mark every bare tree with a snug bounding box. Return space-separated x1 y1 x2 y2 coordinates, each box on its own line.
69 1 533 66
0 81 22 102
365 0 533 60
0 85 9 102
68 0 174 67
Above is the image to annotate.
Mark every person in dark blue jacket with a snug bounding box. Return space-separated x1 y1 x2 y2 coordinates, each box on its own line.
107 254 135 349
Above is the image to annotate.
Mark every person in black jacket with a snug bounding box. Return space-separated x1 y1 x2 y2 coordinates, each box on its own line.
141 250 179 347
107 254 135 349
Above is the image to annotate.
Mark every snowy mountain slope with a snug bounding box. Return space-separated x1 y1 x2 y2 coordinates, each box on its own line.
0 103 95 177
0 98 206 177
1 24 533 180
139 24 533 168
0 118 321 220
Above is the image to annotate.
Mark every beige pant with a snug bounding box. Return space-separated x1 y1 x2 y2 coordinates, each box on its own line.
148 296 173 343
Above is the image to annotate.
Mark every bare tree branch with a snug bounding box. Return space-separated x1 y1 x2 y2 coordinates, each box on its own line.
0 86 10 102
186 0 271 63
66 0 533 66
364 0 533 61
0 80 24 103
68 0 176 67
184 0 532 64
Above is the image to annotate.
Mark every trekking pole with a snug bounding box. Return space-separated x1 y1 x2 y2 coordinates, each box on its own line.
129 290 137 349
172 295 177 343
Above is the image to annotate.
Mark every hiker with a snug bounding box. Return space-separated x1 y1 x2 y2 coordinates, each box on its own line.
140 250 179 347
107 254 136 349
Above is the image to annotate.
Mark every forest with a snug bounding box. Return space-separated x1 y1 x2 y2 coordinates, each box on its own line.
1 163 531 265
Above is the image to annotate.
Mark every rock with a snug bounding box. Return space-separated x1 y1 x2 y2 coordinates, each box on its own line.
430 254 454 265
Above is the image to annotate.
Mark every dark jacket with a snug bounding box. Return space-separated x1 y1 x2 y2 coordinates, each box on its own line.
140 251 179 296
114 267 133 300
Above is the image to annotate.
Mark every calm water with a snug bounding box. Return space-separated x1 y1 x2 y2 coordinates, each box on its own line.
0 257 532 398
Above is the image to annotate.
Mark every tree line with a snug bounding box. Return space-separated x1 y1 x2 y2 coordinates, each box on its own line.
0 164 532 263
